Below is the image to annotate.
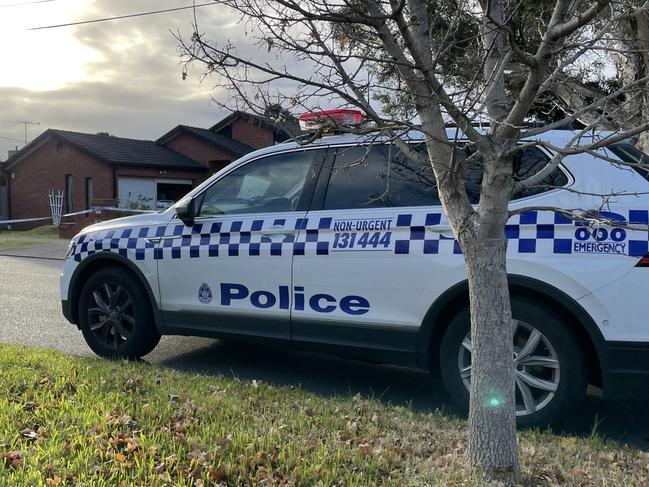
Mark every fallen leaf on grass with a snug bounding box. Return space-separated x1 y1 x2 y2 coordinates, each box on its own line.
123 378 144 393
359 443 372 455
22 402 36 412
46 475 62 486
208 465 228 481
2 451 23 469
20 428 39 441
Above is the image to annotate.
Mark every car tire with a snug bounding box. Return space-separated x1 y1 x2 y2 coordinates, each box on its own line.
439 297 587 427
78 267 160 359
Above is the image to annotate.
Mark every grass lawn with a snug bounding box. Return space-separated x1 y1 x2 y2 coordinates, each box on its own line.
0 225 60 239
0 225 62 250
0 239 37 250
0 344 647 486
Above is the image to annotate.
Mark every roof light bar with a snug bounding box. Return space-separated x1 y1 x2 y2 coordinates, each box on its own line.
298 109 364 132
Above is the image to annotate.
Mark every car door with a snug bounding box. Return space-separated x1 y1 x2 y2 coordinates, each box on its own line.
157 147 326 340
290 142 460 358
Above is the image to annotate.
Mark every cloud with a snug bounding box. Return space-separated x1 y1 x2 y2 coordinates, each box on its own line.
0 0 240 158
0 0 335 160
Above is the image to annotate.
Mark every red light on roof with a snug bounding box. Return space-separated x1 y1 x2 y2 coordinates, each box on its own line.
298 109 364 131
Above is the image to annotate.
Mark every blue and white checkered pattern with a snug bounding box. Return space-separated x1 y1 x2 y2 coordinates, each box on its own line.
69 209 649 262
627 210 649 256
391 212 461 255
72 226 162 262
505 211 574 255
158 218 300 260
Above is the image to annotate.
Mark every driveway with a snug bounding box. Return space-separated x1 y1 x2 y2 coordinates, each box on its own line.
0 249 647 450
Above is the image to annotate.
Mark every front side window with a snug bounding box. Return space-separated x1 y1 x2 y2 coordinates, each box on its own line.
324 144 440 210
198 150 322 216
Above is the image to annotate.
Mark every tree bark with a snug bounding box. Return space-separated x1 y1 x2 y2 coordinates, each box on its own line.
461 152 518 485
463 232 518 484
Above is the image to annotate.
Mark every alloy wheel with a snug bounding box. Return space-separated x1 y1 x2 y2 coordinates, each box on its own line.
86 282 135 351
457 320 561 416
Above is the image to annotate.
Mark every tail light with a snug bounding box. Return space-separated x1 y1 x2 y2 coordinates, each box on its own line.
635 254 649 267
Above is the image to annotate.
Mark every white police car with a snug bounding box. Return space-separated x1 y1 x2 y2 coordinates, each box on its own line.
60 111 649 426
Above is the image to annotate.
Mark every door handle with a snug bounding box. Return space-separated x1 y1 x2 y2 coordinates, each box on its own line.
426 225 454 239
426 225 452 233
260 226 294 236
145 235 181 245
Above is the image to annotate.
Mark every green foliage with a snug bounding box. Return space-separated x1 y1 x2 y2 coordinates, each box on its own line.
329 0 632 125
1 344 648 486
120 194 154 211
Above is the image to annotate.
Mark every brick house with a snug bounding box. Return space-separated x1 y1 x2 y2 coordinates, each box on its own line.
3 111 298 231
4 130 207 230
207 111 297 149
157 111 297 173
156 125 254 175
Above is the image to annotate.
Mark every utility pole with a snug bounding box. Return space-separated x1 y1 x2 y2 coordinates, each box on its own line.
17 120 40 146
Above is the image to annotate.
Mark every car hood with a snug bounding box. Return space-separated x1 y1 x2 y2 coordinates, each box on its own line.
75 210 175 237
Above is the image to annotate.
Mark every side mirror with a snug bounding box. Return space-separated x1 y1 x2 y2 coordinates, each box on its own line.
175 196 197 226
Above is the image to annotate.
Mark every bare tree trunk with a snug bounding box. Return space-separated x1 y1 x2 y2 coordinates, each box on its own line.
463 234 518 484
454 152 518 485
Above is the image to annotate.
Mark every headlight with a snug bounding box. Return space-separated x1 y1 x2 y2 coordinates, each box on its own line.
65 239 76 260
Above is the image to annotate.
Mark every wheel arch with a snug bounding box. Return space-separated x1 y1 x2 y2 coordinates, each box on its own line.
417 275 608 389
67 253 162 332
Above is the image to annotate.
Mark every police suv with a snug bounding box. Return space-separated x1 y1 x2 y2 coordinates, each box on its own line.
60 110 649 426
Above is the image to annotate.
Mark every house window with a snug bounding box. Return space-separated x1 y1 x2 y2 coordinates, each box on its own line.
65 174 73 213
85 177 93 210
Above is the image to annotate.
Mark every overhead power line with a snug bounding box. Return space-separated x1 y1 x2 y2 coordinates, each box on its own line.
0 0 55 8
28 2 217 30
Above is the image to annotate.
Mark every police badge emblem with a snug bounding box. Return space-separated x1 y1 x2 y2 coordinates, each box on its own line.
198 283 213 304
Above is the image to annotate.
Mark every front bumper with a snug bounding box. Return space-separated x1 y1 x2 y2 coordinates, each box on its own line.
61 300 75 324
605 341 649 397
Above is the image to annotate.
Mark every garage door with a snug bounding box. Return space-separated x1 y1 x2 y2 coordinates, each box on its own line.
118 178 156 209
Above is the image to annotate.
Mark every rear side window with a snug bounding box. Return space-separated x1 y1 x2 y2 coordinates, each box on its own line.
323 144 440 210
609 143 649 182
464 146 568 203
323 143 568 210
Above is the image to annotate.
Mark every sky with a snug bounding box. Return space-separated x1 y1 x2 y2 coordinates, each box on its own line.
0 0 246 159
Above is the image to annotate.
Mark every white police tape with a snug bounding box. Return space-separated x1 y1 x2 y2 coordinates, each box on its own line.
0 207 155 225
0 216 52 224
94 206 156 214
